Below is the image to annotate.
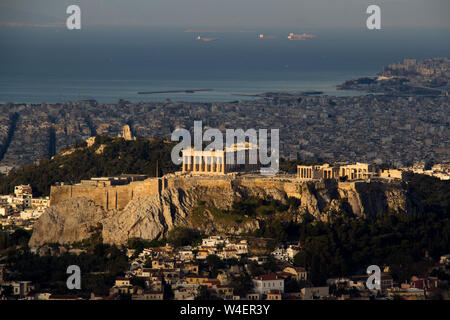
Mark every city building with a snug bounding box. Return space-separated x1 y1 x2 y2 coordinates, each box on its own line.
266 290 282 300
12 185 33 208
11 281 34 296
283 267 308 281
252 274 285 295
0 185 50 220
379 169 405 180
301 286 329 299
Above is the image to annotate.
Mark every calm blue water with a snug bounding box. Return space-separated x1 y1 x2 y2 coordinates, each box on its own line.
0 27 449 103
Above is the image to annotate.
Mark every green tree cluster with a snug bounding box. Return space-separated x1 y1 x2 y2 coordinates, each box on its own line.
0 136 179 196
5 243 128 298
166 227 202 247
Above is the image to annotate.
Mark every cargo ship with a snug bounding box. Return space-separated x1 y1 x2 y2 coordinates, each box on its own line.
196 36 217 42
287 33 316 40
258 34 279 39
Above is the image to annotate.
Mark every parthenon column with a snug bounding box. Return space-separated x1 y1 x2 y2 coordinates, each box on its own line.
182 156 187 172
217 156 222 173
206 156 211 172
194 156 199 172
211 157 217 172
188 156 193 171
221 156 225 174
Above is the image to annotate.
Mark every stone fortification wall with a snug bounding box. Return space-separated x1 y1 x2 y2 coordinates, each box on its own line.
50 178 163 210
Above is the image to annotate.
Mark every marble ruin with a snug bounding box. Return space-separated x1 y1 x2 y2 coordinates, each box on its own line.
181 143 260 175
297 163 376 181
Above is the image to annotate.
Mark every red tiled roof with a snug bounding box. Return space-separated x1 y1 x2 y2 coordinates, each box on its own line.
204 280 221 287
255 274 279 281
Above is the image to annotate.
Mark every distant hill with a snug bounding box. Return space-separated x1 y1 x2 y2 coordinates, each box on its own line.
0 136 180 196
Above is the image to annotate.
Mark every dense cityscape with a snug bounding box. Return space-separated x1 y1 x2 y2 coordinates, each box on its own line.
1 59 448 173
0 57 448 301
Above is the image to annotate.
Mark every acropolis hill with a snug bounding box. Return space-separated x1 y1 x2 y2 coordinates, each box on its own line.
48 133 406 212
50 174 305 210
32 172 410 247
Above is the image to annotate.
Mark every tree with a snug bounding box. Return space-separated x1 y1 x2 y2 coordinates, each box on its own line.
167 227 201 247
262 256 279 273
195 286 219 300
0 136 180 196
206 255 223 270
285 278 301 293
229 274 253 297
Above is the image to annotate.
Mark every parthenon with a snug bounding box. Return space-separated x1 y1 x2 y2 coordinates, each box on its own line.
181 143 260 175
297 163 376 181
182 149 226 174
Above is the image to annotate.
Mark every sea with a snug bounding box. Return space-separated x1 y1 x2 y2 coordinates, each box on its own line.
0 26 449 103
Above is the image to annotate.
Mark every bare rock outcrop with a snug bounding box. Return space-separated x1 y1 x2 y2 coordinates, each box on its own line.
29 178 411 247
29 197 107 247
102 188 193 245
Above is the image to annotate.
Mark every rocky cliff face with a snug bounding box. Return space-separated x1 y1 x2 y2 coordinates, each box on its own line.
298 180 410 220
29 197 107 247
29 178 410 247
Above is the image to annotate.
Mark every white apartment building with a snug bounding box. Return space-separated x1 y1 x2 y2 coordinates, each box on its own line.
252 274 284 295
202 235 226 247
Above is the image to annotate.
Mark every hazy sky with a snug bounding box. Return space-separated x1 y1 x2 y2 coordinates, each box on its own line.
1 0 449 29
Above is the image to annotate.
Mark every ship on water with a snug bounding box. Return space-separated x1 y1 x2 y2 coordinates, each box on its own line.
287 33 316 40
196 36 217 42
258 34 279 39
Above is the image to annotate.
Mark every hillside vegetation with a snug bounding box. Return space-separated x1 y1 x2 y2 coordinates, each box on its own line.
0 136 179 196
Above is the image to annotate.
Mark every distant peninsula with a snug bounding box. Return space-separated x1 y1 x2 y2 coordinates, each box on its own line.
338 57 449 96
